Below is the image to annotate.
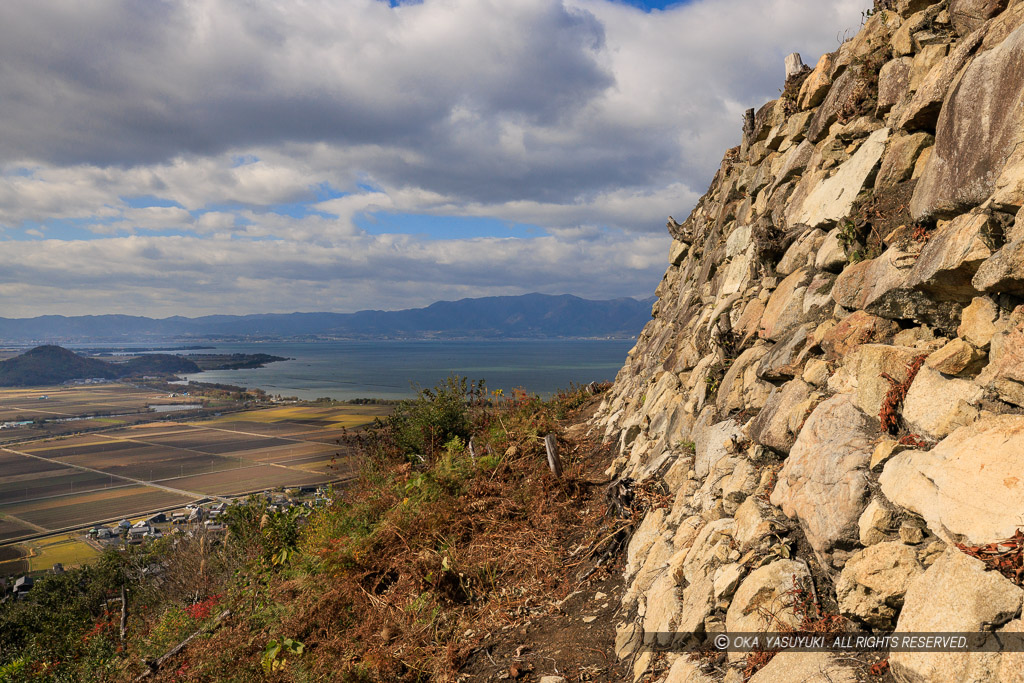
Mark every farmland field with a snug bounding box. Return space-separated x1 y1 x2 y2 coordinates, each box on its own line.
0 517 38 543
0 383 239 443
0 486 196 531
0 544 28 575
0 532 99 577
0 396 388 542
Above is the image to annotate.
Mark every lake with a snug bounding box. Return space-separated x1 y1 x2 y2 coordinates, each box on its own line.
174 339 635 401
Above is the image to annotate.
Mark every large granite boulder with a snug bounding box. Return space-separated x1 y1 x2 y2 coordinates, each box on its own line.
827 343 922 419
757 324 814 381
770 395 874 556
875 132 933 190
877 57 914 116
787 128 889 228
716 345 772 414
905 212 997 300
896 27 985 135
836 541 924 629
958 296 1000 348
880 414 1024 545
733 496 786 551
806 68 866 143
950 0 1009 37
973 231 1024 296
820 310 900 361
748 379 818 454
726 559 810 663
798 53 835 110
759 268 813 341
902 365 983 439
832 246 962 329
748 652 857 683
694 419 743 479
976 304 1024 405
924 338 986 376
891 548 1024 682
663 657 716 683
911 22 1024 218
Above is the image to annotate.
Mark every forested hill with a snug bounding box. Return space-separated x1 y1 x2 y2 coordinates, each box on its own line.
0 293 654 343
0 346 200 386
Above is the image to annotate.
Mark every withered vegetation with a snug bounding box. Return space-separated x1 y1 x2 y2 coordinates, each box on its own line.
1 378 627 682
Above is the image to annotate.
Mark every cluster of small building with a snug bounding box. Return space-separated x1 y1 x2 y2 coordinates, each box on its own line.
0 564 66 603
89 502 232 545
88 487 333 547
0 486 336 603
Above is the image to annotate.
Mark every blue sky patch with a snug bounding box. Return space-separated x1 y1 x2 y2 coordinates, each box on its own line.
121 195 184 209
356 212 544 240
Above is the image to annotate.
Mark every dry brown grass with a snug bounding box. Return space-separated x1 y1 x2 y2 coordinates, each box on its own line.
129 386 619 682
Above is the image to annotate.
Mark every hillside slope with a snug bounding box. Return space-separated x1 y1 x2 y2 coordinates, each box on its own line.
593 1 1024 680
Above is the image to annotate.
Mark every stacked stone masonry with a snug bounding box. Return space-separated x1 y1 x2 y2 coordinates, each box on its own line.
592 1 1024 681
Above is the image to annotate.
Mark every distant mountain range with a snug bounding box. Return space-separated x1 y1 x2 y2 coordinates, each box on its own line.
0 294 654 343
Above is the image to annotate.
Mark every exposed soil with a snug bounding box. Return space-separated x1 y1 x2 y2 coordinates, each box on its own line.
460 401 631 682
460 570 627 682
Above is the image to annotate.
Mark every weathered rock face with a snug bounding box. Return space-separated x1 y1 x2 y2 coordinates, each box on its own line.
831 247 963 329
950 0 1010 38
924 337 985 375
901 365 982 438
974 231 1024 295
827 343 921 418
593 4 1024 679
770 395 873 557
977 304 1024 404
880 414 1024 545
899 25 985 131
820 311 899 360
747 652 858 683
747 379 817 454
788 128 889 228
904 212 997 300
891 548 1024 683
836 542 923 629
726 559 810 634
911 22 1024 218
958 295 1000 347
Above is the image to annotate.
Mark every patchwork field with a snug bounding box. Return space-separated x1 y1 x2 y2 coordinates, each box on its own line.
0 486 195 531
0 517 38 543
0 544 28 576
0 384 182 420
0 400 388 542
0 383 231 443
0 532 99 576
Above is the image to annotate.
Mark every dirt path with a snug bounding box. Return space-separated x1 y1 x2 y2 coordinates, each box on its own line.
460 402 632 682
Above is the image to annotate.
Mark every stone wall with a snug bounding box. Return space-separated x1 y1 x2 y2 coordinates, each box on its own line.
594 1 1024 681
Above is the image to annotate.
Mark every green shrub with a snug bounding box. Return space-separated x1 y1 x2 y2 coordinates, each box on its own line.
386 375 481 462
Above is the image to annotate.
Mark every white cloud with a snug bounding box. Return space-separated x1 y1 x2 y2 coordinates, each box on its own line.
0 0 871 316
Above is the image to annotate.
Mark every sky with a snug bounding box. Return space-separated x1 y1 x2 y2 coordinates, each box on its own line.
0 0 871 318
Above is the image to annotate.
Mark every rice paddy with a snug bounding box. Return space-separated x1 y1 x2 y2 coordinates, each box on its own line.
0 532 99 576
0 390 389 545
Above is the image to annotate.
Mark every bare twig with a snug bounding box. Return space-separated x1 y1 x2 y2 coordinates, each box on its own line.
135 609 231 680
120 584 128 643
